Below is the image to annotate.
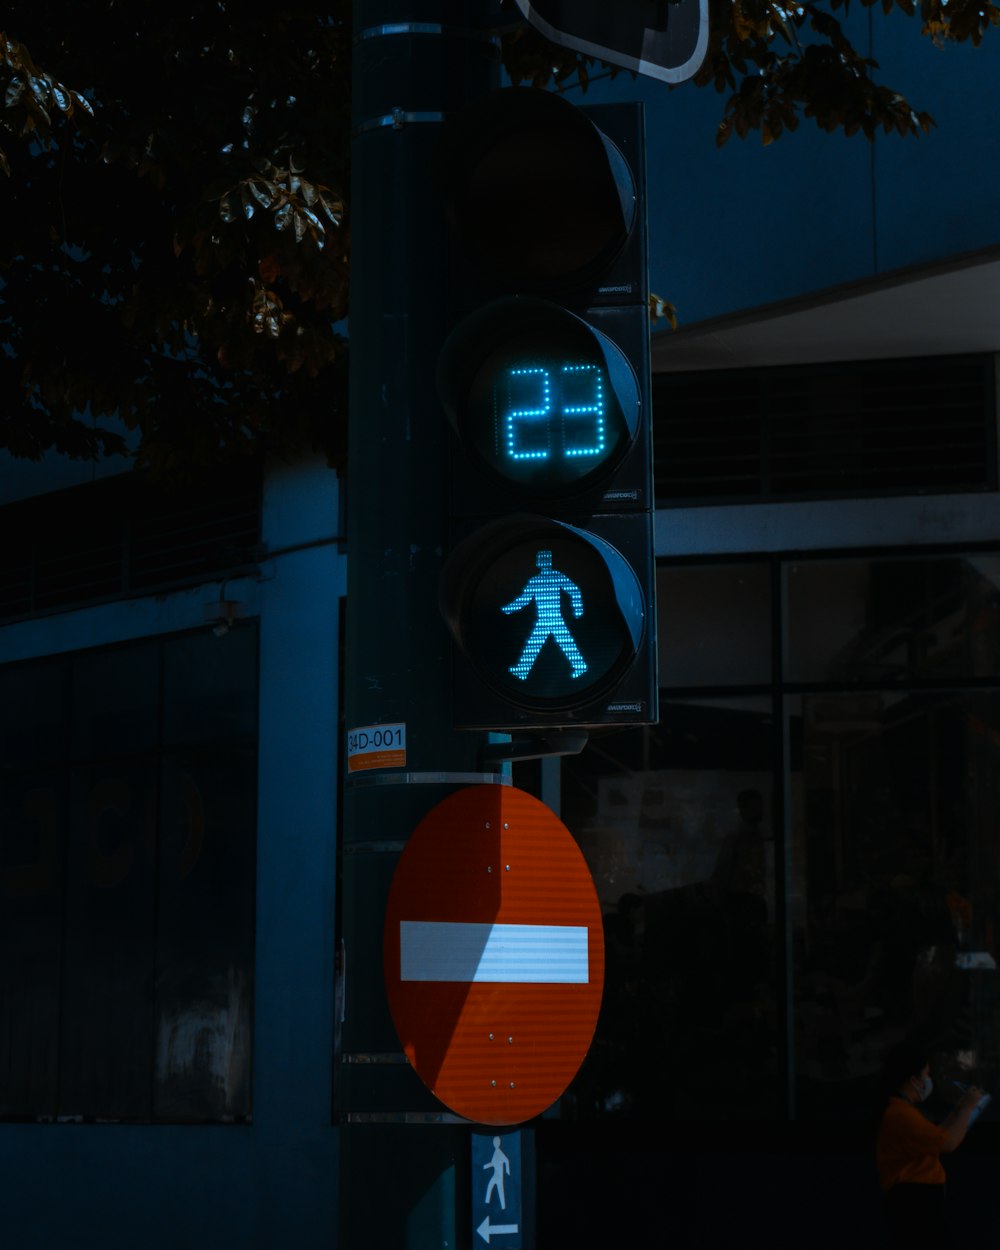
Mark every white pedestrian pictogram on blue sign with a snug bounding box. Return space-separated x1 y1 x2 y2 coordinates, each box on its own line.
472 1131 522 1247
502 549 587 681
484 1136 510 1209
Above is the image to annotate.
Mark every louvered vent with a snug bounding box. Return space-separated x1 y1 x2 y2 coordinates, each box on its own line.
653 354 996 505
0 465 262 621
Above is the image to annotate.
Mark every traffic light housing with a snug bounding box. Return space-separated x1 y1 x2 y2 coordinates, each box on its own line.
436 88 656 730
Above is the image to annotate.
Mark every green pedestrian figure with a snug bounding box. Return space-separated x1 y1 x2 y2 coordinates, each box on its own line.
502 549 587 681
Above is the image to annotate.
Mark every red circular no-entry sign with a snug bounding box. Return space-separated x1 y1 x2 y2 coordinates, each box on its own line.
383 785 604 1125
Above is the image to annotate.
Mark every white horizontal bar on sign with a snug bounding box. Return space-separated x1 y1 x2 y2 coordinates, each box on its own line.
400 921 589 984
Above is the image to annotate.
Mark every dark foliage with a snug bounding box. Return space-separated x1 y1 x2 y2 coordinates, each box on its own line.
1 1 996 472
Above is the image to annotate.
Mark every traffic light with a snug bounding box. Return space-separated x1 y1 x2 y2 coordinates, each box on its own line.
436 87 656 731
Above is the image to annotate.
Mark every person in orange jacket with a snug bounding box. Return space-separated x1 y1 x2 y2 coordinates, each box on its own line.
876 1041 986 1248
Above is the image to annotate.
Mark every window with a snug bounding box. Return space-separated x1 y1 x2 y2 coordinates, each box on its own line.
788 687 1000 1118
562 699 779 1120
559 549 1000 1122
0 464 262 623
0 627 258 1123
784 552 1000 1119
653 355 996 505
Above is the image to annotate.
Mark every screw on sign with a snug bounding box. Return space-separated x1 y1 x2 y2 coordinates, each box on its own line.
383 785 605 1125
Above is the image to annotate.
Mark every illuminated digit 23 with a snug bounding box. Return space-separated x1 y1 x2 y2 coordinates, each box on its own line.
503 364 606 463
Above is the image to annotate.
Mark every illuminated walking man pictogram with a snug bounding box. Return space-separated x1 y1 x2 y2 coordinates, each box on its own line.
502 549 587 681
483 1136 511 1210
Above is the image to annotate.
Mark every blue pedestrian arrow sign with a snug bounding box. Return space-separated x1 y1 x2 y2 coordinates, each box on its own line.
472 1131 522 1248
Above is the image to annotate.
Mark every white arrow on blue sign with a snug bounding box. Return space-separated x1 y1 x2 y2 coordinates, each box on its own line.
477 1217 520 1245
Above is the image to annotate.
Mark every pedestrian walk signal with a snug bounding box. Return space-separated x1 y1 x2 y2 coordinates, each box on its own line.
436 88 656 730
439 515 650 728
504 549 588 684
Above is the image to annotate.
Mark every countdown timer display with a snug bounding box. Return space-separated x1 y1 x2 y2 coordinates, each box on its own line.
439 298 641 501
468 333 630 491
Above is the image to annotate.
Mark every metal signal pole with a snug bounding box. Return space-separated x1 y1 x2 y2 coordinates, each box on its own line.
339 2 502 1245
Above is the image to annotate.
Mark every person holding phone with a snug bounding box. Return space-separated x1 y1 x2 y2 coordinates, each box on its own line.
876 1041 986 1247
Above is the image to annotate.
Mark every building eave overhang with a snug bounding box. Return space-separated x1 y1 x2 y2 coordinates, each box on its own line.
651 245 1000 375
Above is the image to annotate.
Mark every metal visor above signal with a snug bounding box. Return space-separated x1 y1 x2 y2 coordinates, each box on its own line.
438 297 641 496
440 515 645 711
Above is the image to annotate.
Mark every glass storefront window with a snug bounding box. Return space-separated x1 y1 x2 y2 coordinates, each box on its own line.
555 549 1000 1126
0 630 258 1124
0 661 67 769
789 687 1000 1119
561 698 779 1120
784 553 1000 684
72 642 159 757
657 563 772 687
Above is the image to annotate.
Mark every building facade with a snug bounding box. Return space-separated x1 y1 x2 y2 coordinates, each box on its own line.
3 16 1000 1248
0 459 344 1246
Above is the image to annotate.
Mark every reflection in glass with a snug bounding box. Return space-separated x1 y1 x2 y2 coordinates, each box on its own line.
0 629 258 1123
0 660 67 769
561 699 777 1120
785 554 1000 684
59 764 158 1119
572 550 1000 1125
162 628 259 745
154 750 255 1121
72 642 158 757
789 689 1000 1119
657 563 771 688
0 772 64 1117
